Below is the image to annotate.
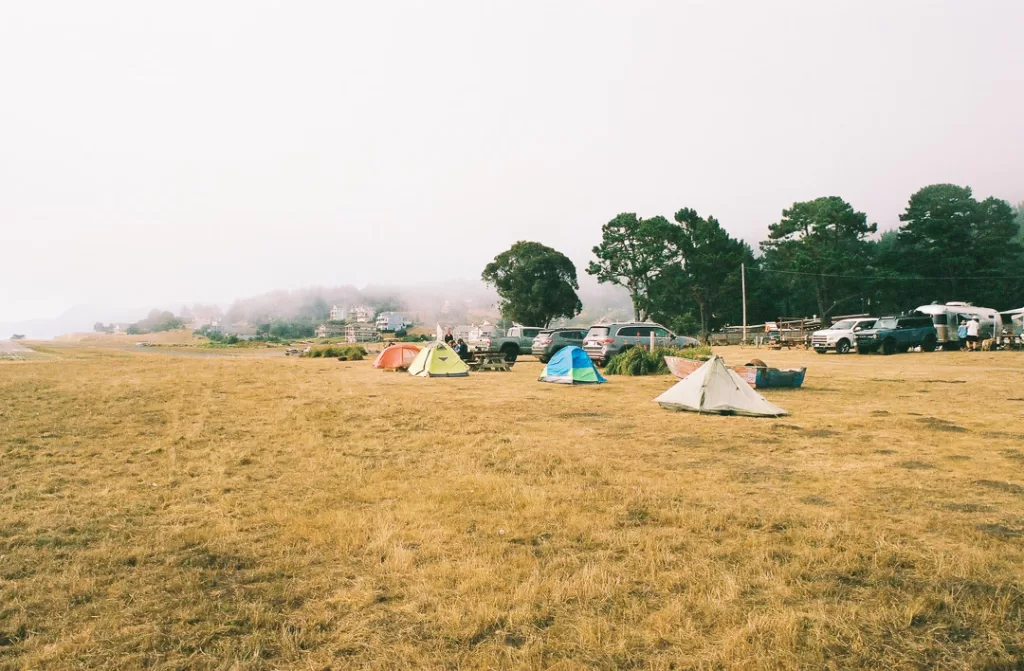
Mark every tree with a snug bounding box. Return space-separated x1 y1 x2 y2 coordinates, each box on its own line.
1015 201 1024 247
93 322 112 334
760 197 877 319
894 185 1021 306
672 208 755 341
482 241 582 327
587 213 683 320
128 309 184 334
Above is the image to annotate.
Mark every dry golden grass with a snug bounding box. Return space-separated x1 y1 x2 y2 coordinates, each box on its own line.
54 330 205 345
1 344 1023 669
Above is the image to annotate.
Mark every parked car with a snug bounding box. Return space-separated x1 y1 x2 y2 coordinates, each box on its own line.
855 314 937 355
284 348 301 356
531 328 587 363
811 317 877 354
469 325 544 362
582 322 700 366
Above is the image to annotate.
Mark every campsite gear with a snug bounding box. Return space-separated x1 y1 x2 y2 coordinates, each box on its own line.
408 341 470 377
373 343 421 370
747 363 807 389
654 356 788 416
538 346 606 384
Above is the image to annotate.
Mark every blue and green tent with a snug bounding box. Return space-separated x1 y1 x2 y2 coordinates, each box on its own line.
538 346 606 384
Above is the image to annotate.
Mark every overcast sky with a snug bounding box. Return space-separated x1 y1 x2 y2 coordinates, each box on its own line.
2 1 1022 322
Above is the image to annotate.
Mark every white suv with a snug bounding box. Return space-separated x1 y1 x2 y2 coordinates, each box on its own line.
811 317 876 354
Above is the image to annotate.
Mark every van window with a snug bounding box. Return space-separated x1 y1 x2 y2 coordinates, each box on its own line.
586 327 609 339
633 327 652 337
617 327 638 337
652 327 670 337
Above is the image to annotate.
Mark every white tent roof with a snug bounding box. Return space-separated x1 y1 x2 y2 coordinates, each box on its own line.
653 356 788 417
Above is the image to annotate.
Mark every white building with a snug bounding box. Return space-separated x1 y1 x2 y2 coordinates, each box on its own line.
346 323 380 343
375 311 412 332
329 305 346 322
469 322 501 342
348 305 375 323
316 323 346 338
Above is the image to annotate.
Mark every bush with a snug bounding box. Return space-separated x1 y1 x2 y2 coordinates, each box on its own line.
304 344 367 360
604 344 713 376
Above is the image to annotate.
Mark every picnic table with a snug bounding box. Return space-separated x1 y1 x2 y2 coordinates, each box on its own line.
468 352 514 372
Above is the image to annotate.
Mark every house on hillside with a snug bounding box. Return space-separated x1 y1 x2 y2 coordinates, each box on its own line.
316 323 346 338
375 311 412 332
345 323 380 343
348 305 375 323
329 304 346 322
187 317 220 332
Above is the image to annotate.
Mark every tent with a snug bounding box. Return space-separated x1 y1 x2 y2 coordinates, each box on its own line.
407 341 470 377
653 355 787 417
373 343 421 370
538 346 606 384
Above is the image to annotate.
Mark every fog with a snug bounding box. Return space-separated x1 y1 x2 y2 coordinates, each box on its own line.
2 1 1022 330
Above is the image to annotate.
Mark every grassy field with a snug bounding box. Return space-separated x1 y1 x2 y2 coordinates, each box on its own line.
1 343 1023 669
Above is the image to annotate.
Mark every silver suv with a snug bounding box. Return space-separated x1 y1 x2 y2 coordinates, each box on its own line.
583 322 700 366
531 328 586 363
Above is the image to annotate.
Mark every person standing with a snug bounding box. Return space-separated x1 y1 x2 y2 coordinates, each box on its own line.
966 316 980 351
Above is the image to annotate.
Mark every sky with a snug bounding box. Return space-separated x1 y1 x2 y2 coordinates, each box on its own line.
1 0 1022 323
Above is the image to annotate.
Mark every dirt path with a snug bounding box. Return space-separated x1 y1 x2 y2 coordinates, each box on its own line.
0 339 33 358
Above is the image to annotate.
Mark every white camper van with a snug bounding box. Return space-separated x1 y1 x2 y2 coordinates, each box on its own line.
915 302 1002 349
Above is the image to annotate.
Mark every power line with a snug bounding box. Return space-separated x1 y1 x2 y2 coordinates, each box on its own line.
756 268 1024 281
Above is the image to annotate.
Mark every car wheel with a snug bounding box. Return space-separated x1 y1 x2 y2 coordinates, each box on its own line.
815 348 828 354
922 336 937 352
538 356 549 364
882 339 897 355
835 339 851 355
500 345 519 363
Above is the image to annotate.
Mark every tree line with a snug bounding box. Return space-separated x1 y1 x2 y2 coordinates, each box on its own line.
482 184 1024 340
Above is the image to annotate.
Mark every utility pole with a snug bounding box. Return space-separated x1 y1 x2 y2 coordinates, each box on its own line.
741 263 748 345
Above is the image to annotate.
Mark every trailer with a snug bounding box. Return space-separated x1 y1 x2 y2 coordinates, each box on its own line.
915 302 1002 349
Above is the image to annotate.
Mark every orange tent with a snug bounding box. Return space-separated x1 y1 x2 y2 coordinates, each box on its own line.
373 343 422 370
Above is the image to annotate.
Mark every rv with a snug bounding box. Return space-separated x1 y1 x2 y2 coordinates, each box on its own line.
915 302 1003 349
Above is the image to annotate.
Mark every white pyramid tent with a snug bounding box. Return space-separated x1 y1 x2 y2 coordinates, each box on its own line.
653 356 787 417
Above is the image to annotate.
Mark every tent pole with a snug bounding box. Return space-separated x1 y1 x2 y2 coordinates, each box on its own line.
741 263 747 345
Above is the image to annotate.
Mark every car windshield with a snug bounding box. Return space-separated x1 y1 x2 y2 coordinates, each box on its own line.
875 318 897 329
586 327 609 339
830 319 856 330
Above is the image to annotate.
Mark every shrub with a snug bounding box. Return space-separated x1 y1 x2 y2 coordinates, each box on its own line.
304 344 367 360
604 344 712 376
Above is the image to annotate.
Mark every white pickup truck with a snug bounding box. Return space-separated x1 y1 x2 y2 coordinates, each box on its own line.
810 317 877 354
469 325 544 362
